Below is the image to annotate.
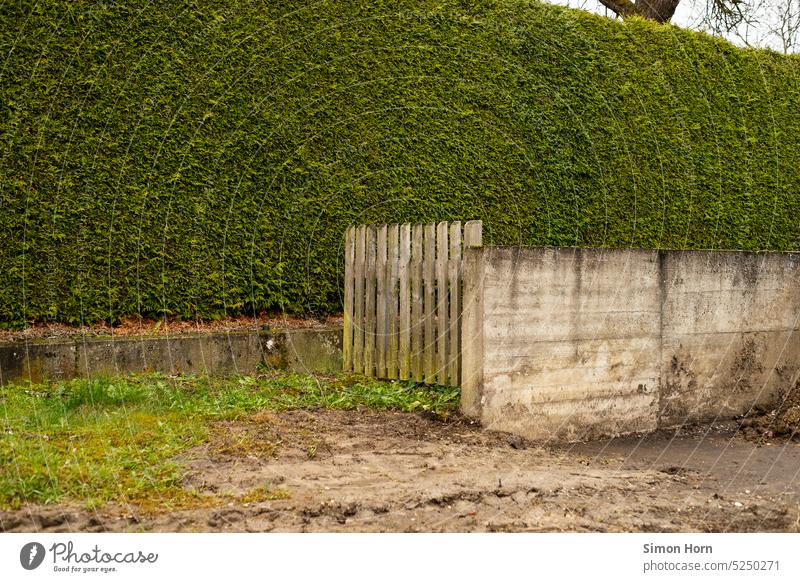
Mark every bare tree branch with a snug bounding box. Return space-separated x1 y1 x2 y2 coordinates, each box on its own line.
597 0 685 23
597 0 638 17
770 0 800 53
583 0 800 52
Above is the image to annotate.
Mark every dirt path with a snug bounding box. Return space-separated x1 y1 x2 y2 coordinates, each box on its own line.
2 409 799 532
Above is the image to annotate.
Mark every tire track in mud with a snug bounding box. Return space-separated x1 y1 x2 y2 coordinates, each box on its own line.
2 409 799 532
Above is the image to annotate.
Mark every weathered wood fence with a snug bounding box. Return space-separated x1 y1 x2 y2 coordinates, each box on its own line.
343 220 482 386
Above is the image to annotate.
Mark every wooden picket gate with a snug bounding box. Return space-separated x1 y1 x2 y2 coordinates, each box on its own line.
343 220 482 386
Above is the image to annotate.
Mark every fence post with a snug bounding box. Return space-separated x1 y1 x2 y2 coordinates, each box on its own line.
424 223 437 384
343 226 355 372
464 220 482 249
353 225 366 372
461 220 484 416
387 224 400 379
411 224 424 381
436 221 449 385
399 224 412 380
376 225 388 378
448 221 462 386
364 225 377 376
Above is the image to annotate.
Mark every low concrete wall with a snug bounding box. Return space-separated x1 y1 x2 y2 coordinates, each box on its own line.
462 246 800 442
0 328 342 385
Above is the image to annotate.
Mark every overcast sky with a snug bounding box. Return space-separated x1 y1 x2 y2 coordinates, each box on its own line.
550 0 799 53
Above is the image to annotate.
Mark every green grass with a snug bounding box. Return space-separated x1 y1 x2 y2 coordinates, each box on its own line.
0 373 459 509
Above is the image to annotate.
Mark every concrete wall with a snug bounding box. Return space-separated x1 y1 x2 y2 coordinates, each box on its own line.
462 247 800 442
660 251 800 426
0 328 342 385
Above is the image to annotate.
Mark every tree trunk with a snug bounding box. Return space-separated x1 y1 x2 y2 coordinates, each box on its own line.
636 0 681 22
598 0 681 23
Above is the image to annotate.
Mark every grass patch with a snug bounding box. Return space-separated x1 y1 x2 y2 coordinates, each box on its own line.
0 373 459 509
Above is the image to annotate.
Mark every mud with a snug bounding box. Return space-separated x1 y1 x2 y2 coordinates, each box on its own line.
738 381 800 441
2 409 799 533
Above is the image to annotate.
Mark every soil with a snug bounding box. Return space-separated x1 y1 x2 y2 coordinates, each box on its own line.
737 382 800 442
2 409 799 533
0 314 342 343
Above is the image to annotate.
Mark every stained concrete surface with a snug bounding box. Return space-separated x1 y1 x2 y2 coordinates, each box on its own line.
0 328 342 384
462 247 800 442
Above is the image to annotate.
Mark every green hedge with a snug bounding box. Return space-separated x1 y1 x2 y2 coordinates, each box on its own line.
2 0 800 326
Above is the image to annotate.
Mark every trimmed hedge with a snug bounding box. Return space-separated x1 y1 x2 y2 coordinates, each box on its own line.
2 0 800 326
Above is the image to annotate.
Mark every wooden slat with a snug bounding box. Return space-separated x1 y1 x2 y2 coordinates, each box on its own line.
464 220 482 248
399 224 412 380
411 224 424 381
343 226 355 372
375 225 388 378
364 225 377 376
353 225 366 372
387 224 400 379
436 221 448 385
460 221 484 416
423 223 436 384
448 221 462 386
461 221 482 395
